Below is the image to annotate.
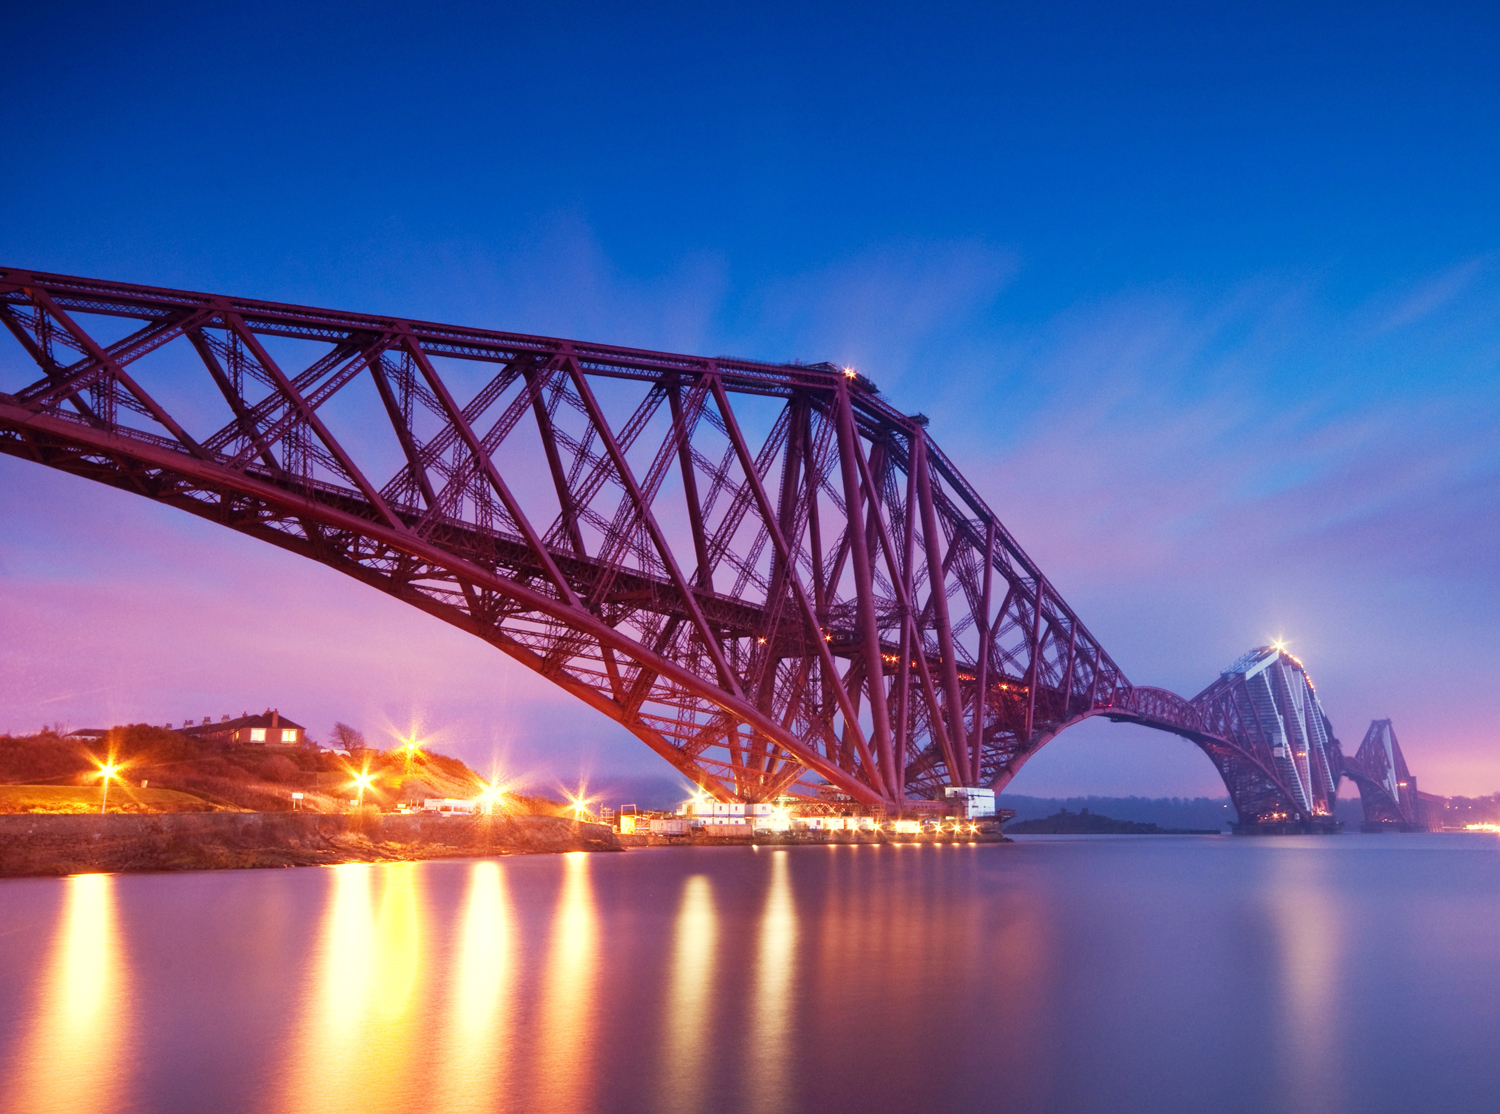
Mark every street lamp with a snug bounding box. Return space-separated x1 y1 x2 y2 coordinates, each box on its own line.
351 770 375 809
475 780 505 815
397 733 424 778
94 762 121 814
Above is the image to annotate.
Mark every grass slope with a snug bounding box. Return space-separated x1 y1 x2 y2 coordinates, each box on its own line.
0 784 220 814
0 726 566 816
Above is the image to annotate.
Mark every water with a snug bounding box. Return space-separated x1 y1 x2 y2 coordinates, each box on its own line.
2 835 1499 1114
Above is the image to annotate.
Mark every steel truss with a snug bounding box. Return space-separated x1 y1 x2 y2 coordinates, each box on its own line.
0 268 1401 822
1343 719 1426 829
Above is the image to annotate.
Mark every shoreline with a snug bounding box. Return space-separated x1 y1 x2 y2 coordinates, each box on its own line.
0 811 621 877
618 830 1011 848
0 813 1017 878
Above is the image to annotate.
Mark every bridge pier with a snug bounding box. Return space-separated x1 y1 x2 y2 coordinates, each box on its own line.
1231 819 1344 835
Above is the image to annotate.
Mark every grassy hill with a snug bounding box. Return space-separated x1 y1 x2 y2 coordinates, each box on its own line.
0 726 567 816
0 784 218 814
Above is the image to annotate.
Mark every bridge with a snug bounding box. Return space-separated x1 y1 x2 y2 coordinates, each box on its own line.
0 267 1429 832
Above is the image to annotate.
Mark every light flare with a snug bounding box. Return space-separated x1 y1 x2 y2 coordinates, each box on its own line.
91 759 124 813
350 768 376 809
562 784 598 822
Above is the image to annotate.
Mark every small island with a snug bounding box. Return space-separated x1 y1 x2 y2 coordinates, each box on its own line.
1007 807 1221 835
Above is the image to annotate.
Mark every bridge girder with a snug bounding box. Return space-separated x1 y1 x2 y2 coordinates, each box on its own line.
0 266 1131 808
1343 719 1426 830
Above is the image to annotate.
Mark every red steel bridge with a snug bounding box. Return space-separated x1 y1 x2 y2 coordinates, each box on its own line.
0 268 1427 832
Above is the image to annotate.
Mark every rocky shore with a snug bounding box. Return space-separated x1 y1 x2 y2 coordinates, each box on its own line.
0 812 621 877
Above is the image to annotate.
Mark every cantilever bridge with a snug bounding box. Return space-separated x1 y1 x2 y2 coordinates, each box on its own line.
0 268 1427 832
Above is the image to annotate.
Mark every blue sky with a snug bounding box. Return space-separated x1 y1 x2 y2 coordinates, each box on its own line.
3 1 1498 799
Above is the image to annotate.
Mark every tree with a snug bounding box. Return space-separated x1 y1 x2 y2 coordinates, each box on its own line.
330 722 366 753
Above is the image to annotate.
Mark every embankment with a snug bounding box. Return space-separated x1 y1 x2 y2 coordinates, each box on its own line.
619 828 1008 847
0 812 620 877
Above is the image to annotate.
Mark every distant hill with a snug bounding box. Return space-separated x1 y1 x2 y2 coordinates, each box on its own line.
1000 794 1236 830
1000 793 1372 830
591 775 697 813
1007 807 1219 835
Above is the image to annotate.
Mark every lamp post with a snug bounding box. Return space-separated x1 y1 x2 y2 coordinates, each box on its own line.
476 781 503 816
96 762 121 814
398 733 423 778
351 770 375 810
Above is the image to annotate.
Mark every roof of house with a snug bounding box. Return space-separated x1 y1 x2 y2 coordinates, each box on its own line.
66 728 108 738
180 710 305 736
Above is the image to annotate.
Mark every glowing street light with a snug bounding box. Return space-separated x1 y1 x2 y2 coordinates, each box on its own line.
396 732 424 778
563 785 596 822
351 769 375 809
475 780 505 815
93 761 122 815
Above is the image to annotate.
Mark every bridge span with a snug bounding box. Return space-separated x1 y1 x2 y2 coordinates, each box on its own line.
0 268 1426 832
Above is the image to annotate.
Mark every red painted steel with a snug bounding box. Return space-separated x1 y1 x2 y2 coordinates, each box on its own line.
1343 720 1427 830
0 267 1416 825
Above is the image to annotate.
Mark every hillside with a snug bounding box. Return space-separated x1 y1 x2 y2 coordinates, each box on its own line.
1007 807 1219 835
0 726 566 816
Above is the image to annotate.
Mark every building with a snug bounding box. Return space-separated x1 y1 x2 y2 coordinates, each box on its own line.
423 798 480 815
943 786 997 818
179 709 307 746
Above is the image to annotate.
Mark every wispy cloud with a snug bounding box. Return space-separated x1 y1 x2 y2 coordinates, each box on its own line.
1372 258 1487 333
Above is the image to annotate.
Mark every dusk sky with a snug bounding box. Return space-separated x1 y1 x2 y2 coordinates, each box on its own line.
3 1 1498 800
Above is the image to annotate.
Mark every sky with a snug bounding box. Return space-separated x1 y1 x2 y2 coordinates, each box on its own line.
2 0 1498 801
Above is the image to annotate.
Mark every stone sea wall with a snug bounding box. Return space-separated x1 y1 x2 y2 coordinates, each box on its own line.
0 811 621 877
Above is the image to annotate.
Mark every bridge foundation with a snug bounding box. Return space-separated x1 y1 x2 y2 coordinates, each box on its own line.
1231 819 1343 835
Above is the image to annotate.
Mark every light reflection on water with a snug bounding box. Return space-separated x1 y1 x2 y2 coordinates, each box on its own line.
529 851 599 1110
1 873 130 1114
273 861 429 1114
659 873 716 1114
746 850 798 1114
2 837 1500 1114
433 860 514 1113
1268 847 1345 1114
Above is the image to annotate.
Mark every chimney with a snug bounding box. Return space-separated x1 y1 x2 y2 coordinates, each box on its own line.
272 709 280 738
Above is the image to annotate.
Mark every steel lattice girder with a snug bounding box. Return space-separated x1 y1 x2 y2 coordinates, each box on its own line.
1343 719 1423 828
0 267 1386 819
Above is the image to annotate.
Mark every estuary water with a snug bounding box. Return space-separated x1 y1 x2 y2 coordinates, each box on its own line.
1 835 1498 1114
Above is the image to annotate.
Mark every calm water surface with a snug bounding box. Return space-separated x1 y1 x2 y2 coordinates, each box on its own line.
2 836 1499 1113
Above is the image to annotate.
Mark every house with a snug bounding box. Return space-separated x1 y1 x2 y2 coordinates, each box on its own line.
66 728 108 740
180 709 307 746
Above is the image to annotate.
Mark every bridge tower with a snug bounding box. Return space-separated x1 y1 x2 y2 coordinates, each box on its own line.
1103 646 1345 833
1189 647 1343 832
1342 719 1428 831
